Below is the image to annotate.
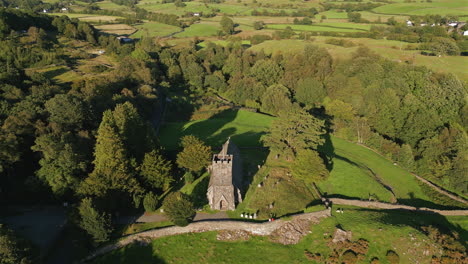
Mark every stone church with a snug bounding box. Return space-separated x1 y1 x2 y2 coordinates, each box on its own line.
207 138 243 211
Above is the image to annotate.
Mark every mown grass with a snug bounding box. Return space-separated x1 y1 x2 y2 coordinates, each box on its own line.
93 206 465 264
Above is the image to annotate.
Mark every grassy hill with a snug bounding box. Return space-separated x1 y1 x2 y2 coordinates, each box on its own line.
93 206 467 264
159 109 462 210
319 137 431 205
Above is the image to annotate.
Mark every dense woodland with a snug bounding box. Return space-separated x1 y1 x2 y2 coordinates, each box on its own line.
0 7 467 260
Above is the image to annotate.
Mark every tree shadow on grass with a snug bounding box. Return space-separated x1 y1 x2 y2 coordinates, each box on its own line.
354 208 468 250
190 176 210 208
95 243 166 264
317 133 335 172
397 196 467 210
41 67 70 80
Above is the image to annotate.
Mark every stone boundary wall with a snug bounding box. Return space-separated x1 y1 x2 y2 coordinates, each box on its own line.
411 173 468 205
329 198 468 216
81 209 331 263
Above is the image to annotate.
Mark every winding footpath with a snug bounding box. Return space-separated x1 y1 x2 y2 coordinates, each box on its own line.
81 210 331 263
81 199 468 262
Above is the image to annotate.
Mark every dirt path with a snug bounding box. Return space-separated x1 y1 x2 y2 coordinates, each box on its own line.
81 210 331 263
329 198 468 216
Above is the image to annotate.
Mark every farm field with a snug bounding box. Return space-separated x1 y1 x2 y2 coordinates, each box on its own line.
249 39 468 82
131 22 181 38
93 207 465 264
174 23 221 37
267 24 368 33
95 24 137 36
47 13 123 22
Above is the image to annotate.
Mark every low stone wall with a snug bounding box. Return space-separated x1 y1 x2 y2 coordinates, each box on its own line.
81 209 331 262
329 198 468 216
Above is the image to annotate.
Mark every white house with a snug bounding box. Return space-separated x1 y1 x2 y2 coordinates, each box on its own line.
61 7 68 11
448 22 458 27
463 30 468 36
406 20 413 26
43 9 48 13
193 13 200 17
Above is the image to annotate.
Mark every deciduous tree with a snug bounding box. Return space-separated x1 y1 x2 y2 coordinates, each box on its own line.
262 107 325 159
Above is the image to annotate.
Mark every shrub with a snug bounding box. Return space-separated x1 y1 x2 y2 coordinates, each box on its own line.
163 192 195 226
143 192 159 212
386 250 400 264
341 250 358 264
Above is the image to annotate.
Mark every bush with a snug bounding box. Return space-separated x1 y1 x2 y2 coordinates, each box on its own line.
386 250 400 264
143 192 159 212
341 250 358 264
162 192 195 226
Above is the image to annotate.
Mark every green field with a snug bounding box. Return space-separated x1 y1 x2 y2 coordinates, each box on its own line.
372 1 468 16
47 13 123 22
267 24 368 32
94 206 466 264
131 22 181 38
318 10 349 19
174 23 221 38
159 109 274 149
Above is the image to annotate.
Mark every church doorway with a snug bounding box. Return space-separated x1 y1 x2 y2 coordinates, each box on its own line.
220 200 227 210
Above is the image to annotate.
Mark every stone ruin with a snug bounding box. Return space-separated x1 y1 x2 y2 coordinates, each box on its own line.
207 138 243 211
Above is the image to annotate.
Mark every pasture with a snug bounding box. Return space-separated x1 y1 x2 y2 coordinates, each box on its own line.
131 22 181 38
372 1 468 16
47 13 123 22
267 24 368 32
95 24 137 36
174 23 221 38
